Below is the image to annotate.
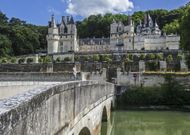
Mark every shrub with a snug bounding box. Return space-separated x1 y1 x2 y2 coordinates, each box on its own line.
38 56 52 63
157 54 164 60
1 57 8 64
10 57 16 63
18 58 25 64
74 56 79 61
83 56 89 61
127 54 133 60
140 54 146 60
64 57 71 62
147 53 156 60
43 56 52 63
27 58 34 64
93 55 100 61
146 61 158 71
39 57 43 63
167 54 173 62
117 75 190 108
133 55 139 61
101 55 112 63
177 54 183 61
56 57 61 63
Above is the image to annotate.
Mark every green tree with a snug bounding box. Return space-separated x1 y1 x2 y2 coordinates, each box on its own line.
166 55 173 62
180 5 190 50
161 75 185 105
0 34 12 57
163 20 180 34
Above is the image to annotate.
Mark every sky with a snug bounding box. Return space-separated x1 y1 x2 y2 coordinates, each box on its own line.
0 0 189 26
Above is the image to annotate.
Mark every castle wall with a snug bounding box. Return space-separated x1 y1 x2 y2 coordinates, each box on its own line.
46 15 180 54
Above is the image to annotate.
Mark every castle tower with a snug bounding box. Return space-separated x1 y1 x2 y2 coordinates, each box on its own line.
152 20 161 35
110 19 119 46
46 15 60 54
110 19 118 34
59 16 78 52
136 20 142 35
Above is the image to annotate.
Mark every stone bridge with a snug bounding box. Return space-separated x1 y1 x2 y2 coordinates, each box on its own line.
0 81 115 135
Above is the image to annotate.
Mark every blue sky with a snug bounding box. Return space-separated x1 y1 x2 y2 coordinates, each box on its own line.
0 0 189 26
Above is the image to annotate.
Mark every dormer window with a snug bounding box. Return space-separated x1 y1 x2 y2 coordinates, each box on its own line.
64 27 68 33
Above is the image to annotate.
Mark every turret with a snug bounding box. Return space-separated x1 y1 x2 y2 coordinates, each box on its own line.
148 14 153 28
59 16 67 34
67 16 76 34
136 20 142 34
128 16 133 26
144 13 147 27
46 15 60 54
110 19 118 34
118 21 124 33
152 20 161 35
58 15 78 52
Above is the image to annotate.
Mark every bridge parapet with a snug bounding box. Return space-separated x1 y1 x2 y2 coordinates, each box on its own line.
0 81 114 135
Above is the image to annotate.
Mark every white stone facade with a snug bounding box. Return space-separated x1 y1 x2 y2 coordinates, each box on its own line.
47 15 79 54
47 14 180 53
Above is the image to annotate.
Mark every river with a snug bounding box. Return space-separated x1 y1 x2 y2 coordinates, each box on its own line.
102 111 190 135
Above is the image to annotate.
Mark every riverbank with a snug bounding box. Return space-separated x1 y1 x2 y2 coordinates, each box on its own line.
116 105 190 112
116 75 190 111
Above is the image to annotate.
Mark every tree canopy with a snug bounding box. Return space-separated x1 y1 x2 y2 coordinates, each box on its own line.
0 11 47 57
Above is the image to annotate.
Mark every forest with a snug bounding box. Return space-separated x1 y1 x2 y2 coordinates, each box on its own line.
0 2 190 58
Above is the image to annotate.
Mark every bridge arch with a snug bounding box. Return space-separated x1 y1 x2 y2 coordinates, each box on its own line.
102 106 108 122
110 100 114 124
79 127 91 135
101 106 108 135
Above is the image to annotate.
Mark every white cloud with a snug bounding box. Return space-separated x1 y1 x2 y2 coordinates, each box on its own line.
48 7 61 15
63 0 134 17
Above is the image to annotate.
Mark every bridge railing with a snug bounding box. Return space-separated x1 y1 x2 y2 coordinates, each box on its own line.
0 80 114 135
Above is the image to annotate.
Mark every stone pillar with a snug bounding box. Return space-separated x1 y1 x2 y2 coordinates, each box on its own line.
180 60 188 72
46 63 53 73
159 61 167 71
116 68 122 84
34 54 39 63
139 61 145 72
102 68 107 81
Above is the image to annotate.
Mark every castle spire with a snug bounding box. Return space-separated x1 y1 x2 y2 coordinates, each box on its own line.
61 16 66 25
155 20 159 28
51 14 57 28
139 20 142 26
70 16 74 24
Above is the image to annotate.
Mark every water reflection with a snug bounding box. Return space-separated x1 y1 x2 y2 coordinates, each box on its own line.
101 111 190 135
